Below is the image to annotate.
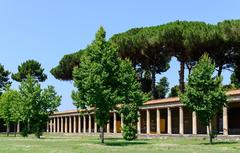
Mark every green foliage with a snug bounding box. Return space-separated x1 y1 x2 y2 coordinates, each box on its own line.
72 27 147 142
168 85 180 97
230 70 240 88
19 76 61 138
111 25 171 99
51 50 86 80
156 77 169 98
117 60 149 140
0 64 11 95
52 19 240 98
122 124 137 140
180 54 227 144
0 86 22 136
12 60 47 82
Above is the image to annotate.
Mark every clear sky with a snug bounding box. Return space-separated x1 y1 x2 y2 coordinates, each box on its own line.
0 0 239 111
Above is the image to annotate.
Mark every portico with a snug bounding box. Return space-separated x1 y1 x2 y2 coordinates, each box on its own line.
43 90 240 136
1 90 239 136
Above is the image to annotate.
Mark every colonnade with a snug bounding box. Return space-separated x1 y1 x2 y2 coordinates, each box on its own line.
137 106 229 136
48 112 119 134
48 106 229 135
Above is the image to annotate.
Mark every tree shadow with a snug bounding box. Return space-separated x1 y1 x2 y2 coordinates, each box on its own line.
102 138 149 146
201 141 238 145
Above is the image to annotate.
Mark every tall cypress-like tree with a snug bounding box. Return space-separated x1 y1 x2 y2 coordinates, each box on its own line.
180 54 227 144
156 77 169 98
168 85 180 97
72 27 147 143
0 64 11 95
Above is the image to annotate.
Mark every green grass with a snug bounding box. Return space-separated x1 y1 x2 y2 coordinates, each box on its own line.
0 134 240 153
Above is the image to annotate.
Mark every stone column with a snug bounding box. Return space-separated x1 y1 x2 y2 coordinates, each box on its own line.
83 115 86 133
73 116 76 133
137 111 141 134
113 112 117 133
69 116 72 133
57 117 60 133
17 122 20 133
107 122 110 133
223 106 228 136
65 116 68 133
46 121 49 133
146 109 150 134
167 108 172 134
179 106 184 135
192 111 197 135
89 114 92 133
53 117 56 133
157 109 161 134
94 118 97 133
61 117 64 133
50 118 53 133
121 114 123 133
78 116 81 133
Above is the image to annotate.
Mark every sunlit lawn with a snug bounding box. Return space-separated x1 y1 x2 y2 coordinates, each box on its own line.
0 133 240 153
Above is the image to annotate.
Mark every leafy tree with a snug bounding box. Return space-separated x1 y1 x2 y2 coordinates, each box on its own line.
218 20 240 81
19 76 61 138
180 54 227 144
111 25 171 99
168 85 180 97
138 70 152 93
72 27 147 143
0 86 22 136
117 60 149 140
51 50 86 80
12 60 47 82
162 21 220 92
156 77 169 98
0 64 11 95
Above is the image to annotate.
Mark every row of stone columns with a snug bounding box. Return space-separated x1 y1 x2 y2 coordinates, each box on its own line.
138 106 229 135
48 112 119 134
48 106 229 135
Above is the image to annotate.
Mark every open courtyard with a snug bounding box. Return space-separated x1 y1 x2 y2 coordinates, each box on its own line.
0 134 240 153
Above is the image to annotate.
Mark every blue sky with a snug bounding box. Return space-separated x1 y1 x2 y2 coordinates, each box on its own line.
0 0 239 111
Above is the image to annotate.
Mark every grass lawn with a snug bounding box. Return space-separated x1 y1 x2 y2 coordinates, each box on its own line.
0 134 240 153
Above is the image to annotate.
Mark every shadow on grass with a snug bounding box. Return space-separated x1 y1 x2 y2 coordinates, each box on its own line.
201 141 238 145
102 138 149 146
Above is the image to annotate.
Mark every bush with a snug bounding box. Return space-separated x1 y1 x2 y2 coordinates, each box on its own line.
122 125 137 141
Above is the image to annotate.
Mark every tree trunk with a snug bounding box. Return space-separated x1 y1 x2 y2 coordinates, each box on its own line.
27 119 30 133
6 122 10 137
179 61 185 93
14 123 17 137
151 68 157 99
218 65 223 77
208 122 213 144
235 64 240 83
99 126 104 143
186 62 192 76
